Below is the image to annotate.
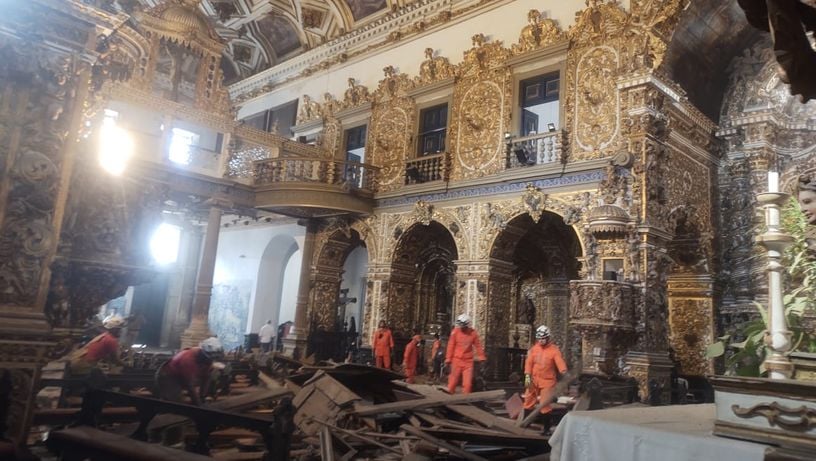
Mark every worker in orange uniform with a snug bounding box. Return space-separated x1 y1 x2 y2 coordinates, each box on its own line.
372 320 394 370
523 325 568 434
445 314 486 394
68 315 126 375
402 329 422 383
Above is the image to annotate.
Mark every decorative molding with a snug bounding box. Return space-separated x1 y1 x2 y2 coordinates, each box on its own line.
376 170 603 208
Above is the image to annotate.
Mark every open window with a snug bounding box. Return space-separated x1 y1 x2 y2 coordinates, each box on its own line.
344 125 367 188
417 103 448 156
519 73 559 135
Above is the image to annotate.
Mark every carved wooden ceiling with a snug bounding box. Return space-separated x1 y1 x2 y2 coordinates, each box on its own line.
130 0 395 84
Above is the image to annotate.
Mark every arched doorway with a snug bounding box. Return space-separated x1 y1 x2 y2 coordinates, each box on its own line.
250 234 300 341
488 212 581 362
389 221 458 337
308 226 369 361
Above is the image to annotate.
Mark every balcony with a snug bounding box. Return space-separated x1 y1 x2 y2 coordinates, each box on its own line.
404 151 449 185
253 157 378 218
505 130 565 169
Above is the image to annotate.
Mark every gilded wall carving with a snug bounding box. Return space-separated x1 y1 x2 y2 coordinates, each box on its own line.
416 48 455 85
450 79 509 179
573 46 620 153
667 274 715 375
512 9 566 54
0 43 84 310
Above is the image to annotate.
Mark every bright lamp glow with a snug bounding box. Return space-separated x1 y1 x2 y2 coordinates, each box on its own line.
150 223 181 265
98 111 134 175
169 128 197 165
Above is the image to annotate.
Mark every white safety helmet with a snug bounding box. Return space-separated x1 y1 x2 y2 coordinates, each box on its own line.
102 314 125 330
199 337 224 354
535 325 551 341
455 313 471 327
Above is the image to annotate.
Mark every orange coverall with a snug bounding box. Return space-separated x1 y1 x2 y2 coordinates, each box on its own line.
523 342 568 414
445 327 486 394
372 327 394 369
402 335 422 383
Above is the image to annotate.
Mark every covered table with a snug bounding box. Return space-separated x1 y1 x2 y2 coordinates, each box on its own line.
549 403 770 461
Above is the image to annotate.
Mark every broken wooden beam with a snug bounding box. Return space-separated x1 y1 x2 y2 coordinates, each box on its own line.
400 425 488 461
352 389 505 416
310 419 402 455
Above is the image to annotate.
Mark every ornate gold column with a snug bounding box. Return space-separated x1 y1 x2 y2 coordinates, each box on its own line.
668 274 716 376
0 1 95 443
181 205 223 348
284 219 318 358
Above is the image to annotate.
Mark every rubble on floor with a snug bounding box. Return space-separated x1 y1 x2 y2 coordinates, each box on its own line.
32 353 556 460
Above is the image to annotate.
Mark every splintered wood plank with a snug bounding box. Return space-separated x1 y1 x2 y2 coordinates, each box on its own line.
400 425 488 461
352 389 505 416
148 387 291 432
447 404 538 436
310 419 402 455
420 427 547 450
319 426 335 461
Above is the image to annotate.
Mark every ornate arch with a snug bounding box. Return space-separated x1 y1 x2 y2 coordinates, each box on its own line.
478 193 590 261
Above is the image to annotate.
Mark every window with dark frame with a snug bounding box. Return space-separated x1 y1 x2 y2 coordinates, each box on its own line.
344 125 367 187
344 125 367 161
240 99 299 137
417 103 448 156
519 73 559 135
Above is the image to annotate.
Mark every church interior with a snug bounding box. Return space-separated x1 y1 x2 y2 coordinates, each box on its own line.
1 0 816 459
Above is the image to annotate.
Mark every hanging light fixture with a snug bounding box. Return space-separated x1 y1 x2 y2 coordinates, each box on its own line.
98 109 134 176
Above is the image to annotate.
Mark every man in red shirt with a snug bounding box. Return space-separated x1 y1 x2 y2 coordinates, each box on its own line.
402 329 422 384
155 337 225 406
68 315 125 375
523 325 567 433
445 314 486 394
372 320 394 370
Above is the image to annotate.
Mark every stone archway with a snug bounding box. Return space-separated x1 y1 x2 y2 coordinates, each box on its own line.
487 211 581 365
387 221 459 338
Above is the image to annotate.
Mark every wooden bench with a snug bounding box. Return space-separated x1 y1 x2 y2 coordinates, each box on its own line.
77 388 294 458
46 426 214 461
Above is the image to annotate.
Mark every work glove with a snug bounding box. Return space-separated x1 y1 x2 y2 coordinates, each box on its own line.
443 362 451 375
525 374 532 387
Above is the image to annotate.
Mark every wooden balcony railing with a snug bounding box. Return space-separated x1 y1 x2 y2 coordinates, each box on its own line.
226 125 329 180
505 130 565 169
253 157 379 193
405 152 449 185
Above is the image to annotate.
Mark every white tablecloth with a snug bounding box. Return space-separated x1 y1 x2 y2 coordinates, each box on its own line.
549 404 769 461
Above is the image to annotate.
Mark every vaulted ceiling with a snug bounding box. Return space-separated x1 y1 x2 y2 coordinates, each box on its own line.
122 0 767 121
191 0 394 83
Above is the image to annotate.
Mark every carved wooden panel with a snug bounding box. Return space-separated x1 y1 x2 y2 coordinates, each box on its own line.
450 78 510 180
368 105 413 192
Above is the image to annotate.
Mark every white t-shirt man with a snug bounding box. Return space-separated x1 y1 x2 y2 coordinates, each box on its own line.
259 322 275 344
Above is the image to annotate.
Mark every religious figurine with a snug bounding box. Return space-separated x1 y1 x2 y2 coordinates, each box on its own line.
517 9 542 52
297 95 321 123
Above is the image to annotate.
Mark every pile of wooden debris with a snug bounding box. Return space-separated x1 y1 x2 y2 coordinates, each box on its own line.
36 353 556 461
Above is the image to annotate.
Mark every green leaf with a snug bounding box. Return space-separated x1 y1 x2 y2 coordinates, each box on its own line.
705 341 725 358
